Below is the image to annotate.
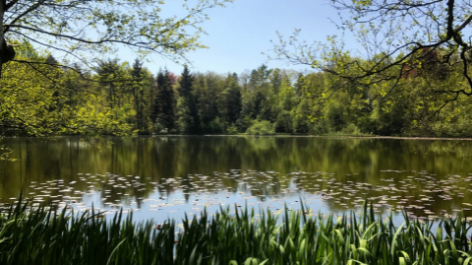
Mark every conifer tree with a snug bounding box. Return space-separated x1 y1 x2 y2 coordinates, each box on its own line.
131 59 144 131
151 69 175 133
176 65 200 134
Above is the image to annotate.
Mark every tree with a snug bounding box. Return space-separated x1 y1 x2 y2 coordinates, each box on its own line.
96 59 132 111
0 0 234 136
225 74 242 124
269 68 282 94
274 75 296 133
0 0 233 77
271 0 472 98
176 65 199 134
217 74 241 125
193 72 223 133
241 65 275 121
131 58 145 131
1 44 135 136
151 69 175 133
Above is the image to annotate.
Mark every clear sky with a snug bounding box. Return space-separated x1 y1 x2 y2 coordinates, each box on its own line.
122 0 360 76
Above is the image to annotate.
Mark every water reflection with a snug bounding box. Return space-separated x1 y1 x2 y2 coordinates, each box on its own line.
1 136 472 222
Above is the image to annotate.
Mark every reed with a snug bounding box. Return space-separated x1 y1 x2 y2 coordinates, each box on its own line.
1 198 472 265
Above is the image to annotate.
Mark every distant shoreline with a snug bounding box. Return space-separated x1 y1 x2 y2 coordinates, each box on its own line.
185 134 472 141
5 134 472 141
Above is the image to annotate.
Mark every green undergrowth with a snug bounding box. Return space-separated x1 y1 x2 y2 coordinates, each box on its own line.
2 198 472 264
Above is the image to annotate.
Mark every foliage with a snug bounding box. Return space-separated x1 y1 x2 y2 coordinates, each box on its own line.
1 46 135 136
5 42 472 137
1 0 234 71
130 59 148 132
246 120 275 135
342 123 363 135
271 0 472 94
175 65 199 134
5 198 472 264
151 69 176 134
0 0 234 136
208 117 225 134
226 125 239 135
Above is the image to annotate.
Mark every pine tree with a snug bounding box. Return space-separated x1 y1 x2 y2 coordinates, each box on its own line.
177 66 200 133
151 69 175 133
131 58 144 131
97 59 121 110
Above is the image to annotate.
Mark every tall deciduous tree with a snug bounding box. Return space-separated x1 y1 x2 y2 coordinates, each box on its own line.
275 76 296 133
224 74 242 124
272 0 472 98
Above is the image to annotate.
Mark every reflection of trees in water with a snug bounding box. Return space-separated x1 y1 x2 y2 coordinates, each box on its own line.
1 137 472 215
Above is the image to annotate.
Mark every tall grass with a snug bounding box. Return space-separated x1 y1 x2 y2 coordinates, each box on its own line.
1 198 472 264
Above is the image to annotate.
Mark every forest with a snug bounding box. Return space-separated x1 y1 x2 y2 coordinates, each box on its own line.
2 41 472 137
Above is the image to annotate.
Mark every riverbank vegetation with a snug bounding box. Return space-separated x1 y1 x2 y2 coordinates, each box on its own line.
3 198 472 264
4 42 472 137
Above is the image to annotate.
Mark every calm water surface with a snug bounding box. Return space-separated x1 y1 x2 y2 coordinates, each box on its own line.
1 136 472 223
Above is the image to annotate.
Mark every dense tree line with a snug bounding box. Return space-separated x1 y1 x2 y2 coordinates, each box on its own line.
3 42 472 137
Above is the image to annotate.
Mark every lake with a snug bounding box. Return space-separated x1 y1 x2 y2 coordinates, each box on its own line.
1 136 472 223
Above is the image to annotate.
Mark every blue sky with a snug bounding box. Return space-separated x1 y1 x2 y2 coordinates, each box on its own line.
127 0 361 76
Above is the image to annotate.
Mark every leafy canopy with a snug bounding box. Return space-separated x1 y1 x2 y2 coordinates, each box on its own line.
271 0 472 97
1 0 233 69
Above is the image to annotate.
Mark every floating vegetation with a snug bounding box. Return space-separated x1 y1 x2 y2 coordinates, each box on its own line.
3 198 472 264
9 168 472 223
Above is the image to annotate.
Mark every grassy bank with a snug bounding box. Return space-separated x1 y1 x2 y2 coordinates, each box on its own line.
2 200 472 265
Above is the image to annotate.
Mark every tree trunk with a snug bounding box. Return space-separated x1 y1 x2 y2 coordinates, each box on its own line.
0 0 16 79
0 0 4 78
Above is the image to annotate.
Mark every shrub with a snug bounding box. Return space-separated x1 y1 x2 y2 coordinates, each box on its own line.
226 125 239 135
274 111 293 133
310 119 329 135
153 118 169 134
209 117 224 134
235 116 253 133
343 123 362 135
245 120 275 135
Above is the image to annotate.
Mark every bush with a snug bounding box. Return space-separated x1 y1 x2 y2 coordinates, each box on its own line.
326 103 346 132
432 118 472 137
235 116 253 133
275 111 293 133
310 119 329 135
153 119 169 134
175 115 192 134
343 123 362 135
245 120 275 135
208 117 224 134
292 116 311 134
226 125 239 135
